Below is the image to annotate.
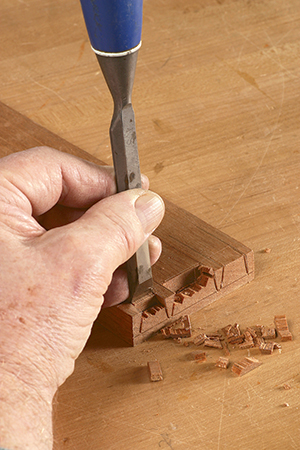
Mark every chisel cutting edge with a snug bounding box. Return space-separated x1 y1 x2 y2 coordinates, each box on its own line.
79 0 153 302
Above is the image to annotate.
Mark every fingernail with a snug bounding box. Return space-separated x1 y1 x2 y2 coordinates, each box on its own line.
141 173 150 189
135 192 165 234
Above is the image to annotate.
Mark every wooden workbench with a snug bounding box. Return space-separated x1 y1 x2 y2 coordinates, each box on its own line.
1 0 300 448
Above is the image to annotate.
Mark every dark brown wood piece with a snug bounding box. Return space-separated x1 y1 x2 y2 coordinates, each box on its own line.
245 327 257 339
254 336 265 348
206 332 223 340
251 325 263 337
259 342 275 354
221 324 233 336
215 357 229 369
227 334 245 345
239 331 254 349
193 333 207 346
161 315 192 338
204 338 223 349
0 101 254 346
231 357 262 376
221 340 231 357
147 361 163 382
194 351 207 362
274 315 292 341
226 323 245 345
261 327 276 340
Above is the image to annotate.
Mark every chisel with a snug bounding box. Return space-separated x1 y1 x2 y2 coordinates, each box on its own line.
79 0 153 302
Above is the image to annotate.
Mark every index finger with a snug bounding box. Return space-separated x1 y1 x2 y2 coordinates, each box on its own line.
0 147 117 216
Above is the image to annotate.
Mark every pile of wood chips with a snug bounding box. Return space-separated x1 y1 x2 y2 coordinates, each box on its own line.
147 314 292 381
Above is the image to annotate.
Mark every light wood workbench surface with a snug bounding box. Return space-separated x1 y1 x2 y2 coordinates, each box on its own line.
1 0 300 448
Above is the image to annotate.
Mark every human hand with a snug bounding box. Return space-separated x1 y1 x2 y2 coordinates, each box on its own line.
0 147 164 450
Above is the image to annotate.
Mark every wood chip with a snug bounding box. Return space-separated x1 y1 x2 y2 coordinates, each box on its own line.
193 333 207 346
232 323 241 335
227 334 245 345
231 357 262 377
221 324 232 336
259 342 274 354
227 323 244 344
252 325 263 337
261 326 276 340
277 330 293 341
180 287 195 297
253 336 265 347
194 351 206 362
206 333 224 341
245 327 257 339
204 338 223 349
215 357 229 369
161 315 192 338
196 267 214 287
147 361 163 382
239 331 254 349
221 340 231 356
274 315 292 341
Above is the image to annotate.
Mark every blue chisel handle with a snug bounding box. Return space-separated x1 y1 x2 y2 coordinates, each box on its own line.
79 0 143 55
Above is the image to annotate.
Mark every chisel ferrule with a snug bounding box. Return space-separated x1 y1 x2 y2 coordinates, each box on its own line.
91 41 142 58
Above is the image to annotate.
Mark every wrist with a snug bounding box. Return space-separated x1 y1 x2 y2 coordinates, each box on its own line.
0 369 54 450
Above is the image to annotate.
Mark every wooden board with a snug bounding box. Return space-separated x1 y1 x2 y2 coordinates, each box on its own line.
100 199 253 345
0 100 101 165
0 100 253 345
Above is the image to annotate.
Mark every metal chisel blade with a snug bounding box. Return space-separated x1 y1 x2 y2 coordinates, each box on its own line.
96 52 153 302
110 104 153 301
110 104 142 192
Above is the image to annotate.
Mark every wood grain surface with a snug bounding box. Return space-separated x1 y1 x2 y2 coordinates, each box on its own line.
1 0 300 449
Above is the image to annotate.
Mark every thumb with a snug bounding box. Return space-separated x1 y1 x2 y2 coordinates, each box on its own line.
82 189 165 272
41 189 165 299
